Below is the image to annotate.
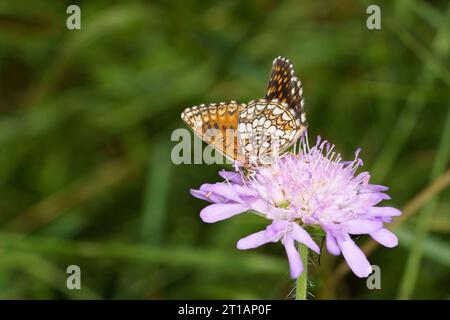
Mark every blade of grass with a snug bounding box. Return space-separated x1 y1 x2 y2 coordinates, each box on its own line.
413 0 450 34
396 227 450 268
371 16 450 181
398 102 450 299
120 136 173 298
0 252 101 299
0 232 286 276
342 81 449 103
3 158 137 232
430 216 450 233
140 137 173 244
387 16 450 87
24 4 148 106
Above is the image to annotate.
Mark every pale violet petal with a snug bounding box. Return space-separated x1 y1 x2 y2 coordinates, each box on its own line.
282 237 303 279
219 170 243 184
233 184 258 197
200 203 248 223
326 233 341 256
237 229 280 250
337 235 372 278
201 183 244 204
248 199 271 216
362 184 389 192
368 207 401 217
370 228 398 248
198 184 227 203
192 185 224 203
190 189 210 201
343 220 383 235
291 223 320 254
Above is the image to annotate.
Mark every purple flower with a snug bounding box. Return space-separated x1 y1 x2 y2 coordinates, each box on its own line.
237 220 320 278
190 170 271 223
191 136 401 278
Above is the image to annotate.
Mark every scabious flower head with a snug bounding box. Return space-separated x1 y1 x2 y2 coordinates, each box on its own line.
191 136 401 278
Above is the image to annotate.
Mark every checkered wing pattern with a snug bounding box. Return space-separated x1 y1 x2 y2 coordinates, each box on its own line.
265 56 307 127
181 56 308 167
238 98 305 165
181 101 245 163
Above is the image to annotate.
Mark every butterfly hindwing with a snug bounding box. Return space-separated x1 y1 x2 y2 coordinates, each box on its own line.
238 99 304 164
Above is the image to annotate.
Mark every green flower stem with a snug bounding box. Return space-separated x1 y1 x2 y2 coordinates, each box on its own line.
295 244 308 300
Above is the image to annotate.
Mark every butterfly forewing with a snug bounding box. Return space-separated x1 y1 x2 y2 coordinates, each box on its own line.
181 102 245 163
266 56 306 126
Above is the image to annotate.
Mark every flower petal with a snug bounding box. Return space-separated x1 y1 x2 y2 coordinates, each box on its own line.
190 189 213 202
233 184 258 197
291 223 320 254
219 170 243 184
337 235 372 278
362 184 389 193
200 183 244 204
357 192 391 206
247 199 271 216
326 233 341 255
370 228 398 248
200 203 248 223
197 184 227 202
237 229 280 250
282 237 303 279
368 207 401 217
343 219 383 235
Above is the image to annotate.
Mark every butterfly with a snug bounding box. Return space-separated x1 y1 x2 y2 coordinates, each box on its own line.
181 56 307 167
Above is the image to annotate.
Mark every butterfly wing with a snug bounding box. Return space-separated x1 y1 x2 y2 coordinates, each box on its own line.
181 101 246 163
238 99 305 165
181 57 307 167
265 56 307 126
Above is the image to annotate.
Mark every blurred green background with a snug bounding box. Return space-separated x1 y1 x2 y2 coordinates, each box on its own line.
0 0 449 299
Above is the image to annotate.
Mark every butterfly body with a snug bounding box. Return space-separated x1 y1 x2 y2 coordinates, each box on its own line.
181 57 307 167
